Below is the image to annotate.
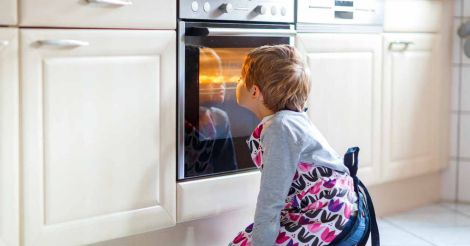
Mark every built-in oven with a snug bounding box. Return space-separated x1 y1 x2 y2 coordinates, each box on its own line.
177 0 295 180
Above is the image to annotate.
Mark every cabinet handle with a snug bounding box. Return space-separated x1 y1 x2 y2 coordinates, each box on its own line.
86 0 132 6
388 41 414 51
0 40 9 47
355 8 375 12
36 40 89 47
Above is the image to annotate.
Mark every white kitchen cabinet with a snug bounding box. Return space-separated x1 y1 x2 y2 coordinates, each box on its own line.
296 33 382 185
0 28 19 246
19 0 175 29
0 0 17 25
384 0 443 33
382 33 441 182
20 29 176 246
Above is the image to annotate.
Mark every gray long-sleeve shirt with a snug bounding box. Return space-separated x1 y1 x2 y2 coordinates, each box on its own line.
251 110 349 246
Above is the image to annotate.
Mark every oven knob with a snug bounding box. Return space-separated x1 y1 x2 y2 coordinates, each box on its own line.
203 2 211 12
281 6 287 16
254 5 267 15
191 1 199 12
271 6 278 15
219 3 233 13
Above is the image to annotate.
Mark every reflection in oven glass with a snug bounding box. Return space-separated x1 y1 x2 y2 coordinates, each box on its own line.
184 46 259 178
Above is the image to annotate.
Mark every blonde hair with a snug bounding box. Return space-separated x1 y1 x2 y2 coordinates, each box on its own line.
241 44 310 112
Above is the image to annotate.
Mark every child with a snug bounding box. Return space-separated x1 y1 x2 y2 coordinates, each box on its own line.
229 45 360 246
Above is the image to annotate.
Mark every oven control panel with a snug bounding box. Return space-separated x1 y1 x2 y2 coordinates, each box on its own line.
179 0 294 23
297 0 384 26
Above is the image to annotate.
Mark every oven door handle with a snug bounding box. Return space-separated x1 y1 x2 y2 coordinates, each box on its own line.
186 27 297 37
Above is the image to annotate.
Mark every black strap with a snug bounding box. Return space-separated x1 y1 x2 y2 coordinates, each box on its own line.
344 147 380 246
358 179 380 246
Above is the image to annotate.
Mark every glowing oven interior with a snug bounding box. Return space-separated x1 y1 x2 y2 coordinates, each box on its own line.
184 47 259 178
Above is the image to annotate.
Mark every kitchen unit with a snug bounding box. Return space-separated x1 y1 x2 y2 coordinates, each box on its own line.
19 0 175 29
296 0 384 186
0 28 19 246
296 0 451 188
0 0 17 26
382 33 442 181
0 0 454 245
20 29 176 246
1 0 177 245
382 0 451 182
176 0 295 223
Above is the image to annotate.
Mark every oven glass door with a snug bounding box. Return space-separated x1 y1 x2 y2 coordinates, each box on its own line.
179 22 294 180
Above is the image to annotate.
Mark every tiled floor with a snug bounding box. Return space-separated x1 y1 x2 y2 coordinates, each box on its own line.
366 202 470 246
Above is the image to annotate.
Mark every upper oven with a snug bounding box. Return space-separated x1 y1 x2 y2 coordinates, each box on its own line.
177 18 295 180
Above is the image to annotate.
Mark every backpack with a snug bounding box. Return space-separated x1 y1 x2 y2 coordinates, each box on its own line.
330 147 380 246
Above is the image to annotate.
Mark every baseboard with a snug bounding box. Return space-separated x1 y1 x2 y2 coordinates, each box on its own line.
368 172 441 217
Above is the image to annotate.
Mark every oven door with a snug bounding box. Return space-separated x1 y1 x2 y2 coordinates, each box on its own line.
178 21 295 180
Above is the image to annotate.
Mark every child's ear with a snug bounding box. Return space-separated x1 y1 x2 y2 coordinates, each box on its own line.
251 85 264 102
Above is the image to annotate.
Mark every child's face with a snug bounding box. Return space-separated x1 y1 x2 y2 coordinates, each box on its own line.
236 78 249 107
236 78 260 112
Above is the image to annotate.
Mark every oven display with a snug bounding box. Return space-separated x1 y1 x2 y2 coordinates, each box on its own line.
335 0 353 7
335 10 354 19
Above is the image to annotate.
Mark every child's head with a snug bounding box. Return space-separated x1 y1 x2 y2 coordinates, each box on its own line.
236 44 310 114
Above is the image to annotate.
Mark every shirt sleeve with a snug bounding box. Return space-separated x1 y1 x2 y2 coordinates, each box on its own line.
251 120 303 246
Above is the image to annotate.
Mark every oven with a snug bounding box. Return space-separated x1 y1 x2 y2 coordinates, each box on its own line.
177 0 295 180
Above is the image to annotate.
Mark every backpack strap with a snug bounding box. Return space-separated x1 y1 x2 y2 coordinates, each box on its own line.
344 147 380 246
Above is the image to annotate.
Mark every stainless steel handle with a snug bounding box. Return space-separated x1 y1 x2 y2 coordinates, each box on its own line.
187 27 297 37
87 0 132 6
388 41 414 51
355 8 375 12
36 40 90 47
0 40 9 47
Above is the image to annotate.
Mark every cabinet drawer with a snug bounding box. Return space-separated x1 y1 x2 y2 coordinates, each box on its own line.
384 0 442 33
0 0 17 25
19 0 175 29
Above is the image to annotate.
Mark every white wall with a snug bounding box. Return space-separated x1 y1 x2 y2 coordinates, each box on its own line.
442 0 470 202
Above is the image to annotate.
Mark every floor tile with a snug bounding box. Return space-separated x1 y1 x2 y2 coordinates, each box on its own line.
384 204 470 228
407 226 470 246
365 219 434 246
440 202 470 216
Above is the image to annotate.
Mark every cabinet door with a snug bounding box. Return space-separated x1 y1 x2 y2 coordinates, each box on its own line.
0 28 19 246
382 33 440 181
0 0 16 25
296 33 382 185
20 0 175 29
384 0 442 33
20 29 176 246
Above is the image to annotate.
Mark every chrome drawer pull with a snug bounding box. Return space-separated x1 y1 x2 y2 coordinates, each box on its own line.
87 0 132 6
36 40 89 47
388 41 414 51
